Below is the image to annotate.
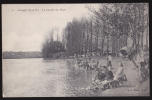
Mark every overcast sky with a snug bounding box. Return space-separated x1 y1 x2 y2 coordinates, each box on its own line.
2 4 99 52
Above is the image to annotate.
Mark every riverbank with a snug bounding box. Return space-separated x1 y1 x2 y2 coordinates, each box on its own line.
72 57 150 96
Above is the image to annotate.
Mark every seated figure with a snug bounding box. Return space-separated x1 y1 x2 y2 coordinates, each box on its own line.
94 65 114 84
114 62 127 82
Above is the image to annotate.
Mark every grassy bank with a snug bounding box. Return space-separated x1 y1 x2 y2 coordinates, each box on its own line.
73 57 150 96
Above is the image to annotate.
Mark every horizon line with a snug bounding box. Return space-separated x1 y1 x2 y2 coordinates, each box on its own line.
2 51 41 52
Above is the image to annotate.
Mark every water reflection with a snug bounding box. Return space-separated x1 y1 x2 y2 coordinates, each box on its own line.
64 59 97 96
42 59 96 96
3 58 97 97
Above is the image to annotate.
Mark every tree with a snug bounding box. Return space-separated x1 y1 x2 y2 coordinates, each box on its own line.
42 29 65 58
88 3 148 57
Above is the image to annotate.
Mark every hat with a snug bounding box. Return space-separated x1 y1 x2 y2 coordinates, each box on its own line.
120 47 128 56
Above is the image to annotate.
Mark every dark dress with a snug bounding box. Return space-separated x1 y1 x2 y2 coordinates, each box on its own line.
97 72 106 81
107 71 114 80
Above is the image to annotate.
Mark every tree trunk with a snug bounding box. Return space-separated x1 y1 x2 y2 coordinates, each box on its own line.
117 37 119 56
101 35 105 56
86 24 89 56
141 31 144 50
146 26 149 49
90 20 93 56
96 26 99 53
112 36 116 55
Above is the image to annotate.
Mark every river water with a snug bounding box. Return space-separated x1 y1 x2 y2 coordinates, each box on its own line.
3 58 96 97
3 58 150 97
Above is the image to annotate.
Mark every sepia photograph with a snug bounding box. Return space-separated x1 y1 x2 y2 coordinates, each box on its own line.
2 3 149 97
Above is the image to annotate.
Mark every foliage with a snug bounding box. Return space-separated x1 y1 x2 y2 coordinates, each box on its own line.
42 3 149 59
63 3 149 57
42 35 65 58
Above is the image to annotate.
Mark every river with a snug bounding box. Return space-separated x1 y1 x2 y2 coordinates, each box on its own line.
3 58 149 97
3 58 97 97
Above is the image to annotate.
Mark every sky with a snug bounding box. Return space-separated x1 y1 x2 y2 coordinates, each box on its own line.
2 4 99 52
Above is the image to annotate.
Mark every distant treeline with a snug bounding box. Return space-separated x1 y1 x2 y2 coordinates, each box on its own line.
3 51 42 59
